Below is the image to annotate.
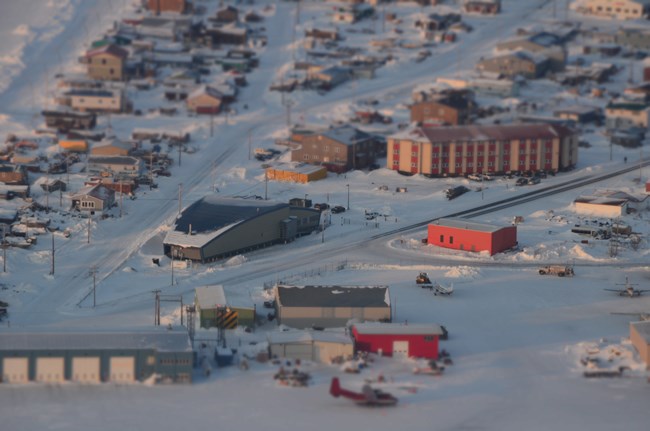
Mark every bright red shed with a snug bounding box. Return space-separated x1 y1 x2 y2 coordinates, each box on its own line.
427 217 517 255
352 323 444 359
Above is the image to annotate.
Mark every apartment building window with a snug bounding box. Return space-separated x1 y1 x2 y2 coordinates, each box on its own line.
466 151 472 157
303 155 309 160
504 160 509 166
477 162 482 167
455 162 461 167
393 159 399 165
432 163 438 168
335 147 339 153
412 152 418 157
325 146 329 152
520 160 525 166
478 151 483 156
520 149 525 155
467 162 473 167
455 152 461 157
442 163 448 168
411 162 416 168
545 159 551 164
488 162 493 167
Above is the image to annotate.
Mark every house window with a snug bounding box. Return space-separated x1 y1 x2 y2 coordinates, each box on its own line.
325 146 329 152
102 59 107 65
424 335 435 342
109 68 114 75
449 236 454 244
335 147 340 153
439 235 444 242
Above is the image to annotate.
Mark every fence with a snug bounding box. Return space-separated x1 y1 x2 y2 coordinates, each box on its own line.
263 260 348 289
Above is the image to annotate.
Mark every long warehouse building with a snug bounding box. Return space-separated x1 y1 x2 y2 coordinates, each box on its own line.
164 196 322 262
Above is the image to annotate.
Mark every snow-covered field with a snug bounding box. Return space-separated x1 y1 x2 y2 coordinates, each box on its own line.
0 1 649 430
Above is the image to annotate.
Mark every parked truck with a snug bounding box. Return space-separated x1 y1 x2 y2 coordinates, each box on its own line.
538 265 574 277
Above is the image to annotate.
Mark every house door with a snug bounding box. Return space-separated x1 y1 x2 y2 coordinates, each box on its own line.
392 341 409 358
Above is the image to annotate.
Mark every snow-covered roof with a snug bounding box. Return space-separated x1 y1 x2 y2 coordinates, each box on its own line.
93 138 132 151
88 156 140 166
164 196 287 248
353 323 444 336
187 84 224 101
269 165 326 175
320 125 373 147
276 285 390 308
72 184 115 201
0 329 192 352
433 217 509 233
267 329 353 345
390 123 574 144
195 285 227 308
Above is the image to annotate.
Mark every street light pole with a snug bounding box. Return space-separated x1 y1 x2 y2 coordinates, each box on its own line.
346 184 350 210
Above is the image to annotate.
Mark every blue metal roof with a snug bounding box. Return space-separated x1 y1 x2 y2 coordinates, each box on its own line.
174 196 287 234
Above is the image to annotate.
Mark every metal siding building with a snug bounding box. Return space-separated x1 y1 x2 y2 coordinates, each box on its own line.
267 330 354 363
275 285 392 329
352 323 444 359
0 330 193 384
194 285 255 329
164 196 321 262
427 218 517 255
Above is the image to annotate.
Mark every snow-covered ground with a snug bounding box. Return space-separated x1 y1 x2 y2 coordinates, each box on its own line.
0 1 649 430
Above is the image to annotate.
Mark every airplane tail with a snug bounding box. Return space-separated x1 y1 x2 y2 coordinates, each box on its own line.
330 377 341 398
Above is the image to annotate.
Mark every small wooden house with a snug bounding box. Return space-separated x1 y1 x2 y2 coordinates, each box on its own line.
71 184 115 213
186 85 223 114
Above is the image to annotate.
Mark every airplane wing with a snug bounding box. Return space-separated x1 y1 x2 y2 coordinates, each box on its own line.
604 289 623 293
639 290 650 294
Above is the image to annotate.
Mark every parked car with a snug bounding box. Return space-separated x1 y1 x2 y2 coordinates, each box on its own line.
445 186 470 200
314 203 330 211
515 178 528 186
331 205 346 214
527 177 540 185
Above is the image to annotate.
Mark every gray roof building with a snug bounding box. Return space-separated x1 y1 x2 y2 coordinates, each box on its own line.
164 196 321 262
275 284 392 329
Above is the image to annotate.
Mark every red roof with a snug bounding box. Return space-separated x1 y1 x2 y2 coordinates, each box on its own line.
86 44 128 60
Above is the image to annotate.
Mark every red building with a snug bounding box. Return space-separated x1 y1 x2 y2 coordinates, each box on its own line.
427 218 517 255
352 323 444 359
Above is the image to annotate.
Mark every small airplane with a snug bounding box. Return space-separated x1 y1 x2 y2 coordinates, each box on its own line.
604 277 650 298
416 272 453 296
329 377 398 407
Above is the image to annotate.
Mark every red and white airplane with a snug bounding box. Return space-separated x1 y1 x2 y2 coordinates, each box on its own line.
329 377 398 407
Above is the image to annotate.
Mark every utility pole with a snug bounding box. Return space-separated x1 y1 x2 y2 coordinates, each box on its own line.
171 250 175 286
264 170 268 200
153 290 161 326
178 183 183 215
248 129 252 160
178 143 182 167
45 174 50 212
50 230 55 276
89 266 97 308
346 184 350 210
119 181 123 218
2 226 7 273
87 212 91 244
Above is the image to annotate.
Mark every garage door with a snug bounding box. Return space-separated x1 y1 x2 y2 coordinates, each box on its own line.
283 343 313 361
392 341 409 359
3 357 29 383
36 357 65 383
110 357 135 382
72 357 100 383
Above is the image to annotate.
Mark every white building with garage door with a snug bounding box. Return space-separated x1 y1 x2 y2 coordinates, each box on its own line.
267 330 354 363
0 329 193 384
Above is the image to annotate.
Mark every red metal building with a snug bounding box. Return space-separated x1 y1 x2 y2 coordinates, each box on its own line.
352 323 444 359
427 218 517 255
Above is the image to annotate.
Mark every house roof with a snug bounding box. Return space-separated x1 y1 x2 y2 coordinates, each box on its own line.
85 44 128 59
269 165 327 175
353 323 444 336
276 285 390 308
267 329 353 345
72 184 115 201
390 123 575 144
0 329 192 352
195 285 227 309
88 156 140 166
92 138 132 152
65 89 118 98
187 84 223 101
574 196 628 207
606 102 649 111
320 125 373 147
432 217 509 233
554 105 600 116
